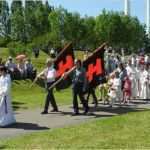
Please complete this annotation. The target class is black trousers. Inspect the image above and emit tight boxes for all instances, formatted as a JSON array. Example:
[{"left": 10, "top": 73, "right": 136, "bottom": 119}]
[
  {"left": 44, "top": 82, "right": 58, "bottom": 111},
  {"left": 72, "top": 83, "right": 89, "bottom": 113},
  {"left": 87, "top": 87, "right": 98, "bottom": 105}
]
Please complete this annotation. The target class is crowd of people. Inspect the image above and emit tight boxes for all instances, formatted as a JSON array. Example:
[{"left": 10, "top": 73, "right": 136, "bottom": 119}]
[
  {"left": 0, "top": 56, "right": 36, "bottom": 80},
  {"left": 97, "top": 51, "right": 150, "bottom": 107}
]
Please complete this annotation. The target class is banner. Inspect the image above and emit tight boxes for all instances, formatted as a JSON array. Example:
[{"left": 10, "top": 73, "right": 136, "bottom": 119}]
[
  {"left": 54, "top": 43, "right": 75, "bottom": 89},
  {"left": 83, "top": 43, "right": 106, "bottom": 88}
]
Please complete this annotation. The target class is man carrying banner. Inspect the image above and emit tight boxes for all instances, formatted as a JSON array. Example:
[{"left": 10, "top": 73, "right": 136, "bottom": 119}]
[
  {"left": 71, "top": 59, "right": 89, "bottom": 115},
  {"left": 39, "top": 58, "right": 58, "bottom": 114}
]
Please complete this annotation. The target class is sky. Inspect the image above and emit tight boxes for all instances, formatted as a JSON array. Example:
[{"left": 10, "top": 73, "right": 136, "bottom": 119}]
[{"left": 48, "top": 0, "right": 146, "bottom": 24}]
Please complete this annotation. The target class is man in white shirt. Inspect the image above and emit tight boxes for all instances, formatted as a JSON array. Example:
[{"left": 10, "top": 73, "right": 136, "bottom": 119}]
[{"left": 39, "top": 58, "right": 58, "bottom": 114}]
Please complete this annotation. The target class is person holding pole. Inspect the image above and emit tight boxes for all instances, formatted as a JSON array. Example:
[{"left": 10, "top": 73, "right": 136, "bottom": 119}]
[
  {"left": 39, "top": 58, "right": 58, "bottom": 114},
  {"left": 48, "top": 59, "right": 89, "bottom": 115},
  {"left": 71, "top": 59, "right": 89, "bottom": 115}
]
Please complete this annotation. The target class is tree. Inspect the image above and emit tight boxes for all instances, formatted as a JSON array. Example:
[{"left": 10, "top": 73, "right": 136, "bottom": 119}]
[
  {"left": 81, "top": 16, "right": 96, "bottom": 49},
  {"left": 10, "top": 0, "right": 26, "bottom": 42},
  {"left": 48, "top": 7, "right": 65, "bottom": 48},
  {"left": 24, "top": 0, "right": 36, "bottom": 42},
  {"left": 63, "top": 11, "right": 85, "bottom": 49},
  {"left": 24, "top": 0, "right": 51, "bottom": 42},
  {"left": 34, "top": 0, "right": 50, "bottom": 34},
  {"left": 121, "top": 15, "right": 145, "bottom": 52},
  {"left": 0, "top": 0, "right": 10, "bottom": 38},
  {"left": 95, "top": 10, "right": 146, "bottom": 52}
]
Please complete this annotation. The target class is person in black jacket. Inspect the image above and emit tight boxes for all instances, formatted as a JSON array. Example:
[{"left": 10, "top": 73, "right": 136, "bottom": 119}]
[{"left": 71, "top": 59, "right": 89, "bottom": 115}]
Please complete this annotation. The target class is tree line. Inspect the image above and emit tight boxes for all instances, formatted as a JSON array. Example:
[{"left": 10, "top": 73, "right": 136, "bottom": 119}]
[{"left": 0, "top": 0, "right": 149, "bottom": 55}]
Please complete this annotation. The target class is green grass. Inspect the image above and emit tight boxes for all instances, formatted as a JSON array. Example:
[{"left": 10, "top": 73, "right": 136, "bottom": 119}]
[
  {"left": 12, "top": 80, "right": 72, "bottom": 111},
  {"left": 1, "top": 110, "right": 150, "bottom": 149},
  {"left": 0, "top": 48, "right": 9, "bottom": 60}
]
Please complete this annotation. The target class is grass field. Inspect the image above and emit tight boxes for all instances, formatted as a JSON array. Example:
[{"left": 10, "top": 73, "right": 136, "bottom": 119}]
[{"left": 0, "top": 110, "right": 150, "bottom": 149}]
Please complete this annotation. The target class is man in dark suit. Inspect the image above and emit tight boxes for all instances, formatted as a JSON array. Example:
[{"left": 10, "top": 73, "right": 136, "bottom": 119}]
[{"left": 72, "top": 59, "right": 89, "bottom": 115}]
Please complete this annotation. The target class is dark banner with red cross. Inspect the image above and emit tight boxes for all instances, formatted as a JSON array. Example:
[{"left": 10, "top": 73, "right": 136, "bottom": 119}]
[
  {"left": 54, "top": 43, "right": 75, "bottom": 89},
  {"left": 83, "top": 43, "right": 106, "bottom": 88}
]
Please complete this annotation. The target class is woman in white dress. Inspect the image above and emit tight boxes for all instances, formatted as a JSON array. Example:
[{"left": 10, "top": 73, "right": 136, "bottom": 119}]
[
  {"left": 140, "top": 64, "right": 150, "bottom": 100},
  {"left": 135, "top": 63, "right": 141, "bottom": 98},
  {"left": 0, "top": 66, "right": 16, "bottom": 127},
  {"left": 126, "top": 59, "right": 137, "bottom": 98}
]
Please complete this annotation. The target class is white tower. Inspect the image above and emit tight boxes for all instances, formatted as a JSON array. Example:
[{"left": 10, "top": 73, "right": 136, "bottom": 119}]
[
  {"left": 124, "top": 0, "right": 130, "bottom": 15},
  {"left": 146, "top": 0, "right": 150, "bottom": 35}
]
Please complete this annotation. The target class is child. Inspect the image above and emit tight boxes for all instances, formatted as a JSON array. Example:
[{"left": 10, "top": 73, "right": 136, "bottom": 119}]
[
  {"left": 99, "top": 82, "right": 109, "bottom": 105},
  {"left": 108, "top": 72, "right": 121, "bottom": 107},
  {"left": 123, "top": 76, "right": 132, "bottom": 104}
]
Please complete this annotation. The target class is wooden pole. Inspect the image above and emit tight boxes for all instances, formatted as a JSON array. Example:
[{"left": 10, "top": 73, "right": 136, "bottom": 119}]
[{"left": 48, "top": 66, "right": 76, "bottom": 90}]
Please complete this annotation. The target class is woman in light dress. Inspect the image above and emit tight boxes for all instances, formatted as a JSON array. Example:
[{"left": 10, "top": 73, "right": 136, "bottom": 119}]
[
  {"left": 140, "top": 64, "right": 150, "bottom": 100},
  {"left": 126, "top": 59, "right": 138, "bottom": 99},
  {"left": 0, "top": 66, "right": 16, "bottom": 127}
]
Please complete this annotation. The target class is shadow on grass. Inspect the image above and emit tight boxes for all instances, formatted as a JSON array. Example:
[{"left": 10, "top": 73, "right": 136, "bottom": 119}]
[
  {"left": 59, "top": 102, "right": 150, "bottom": 119},
  {"left": 12, "top": 101, "right": 28, "bottom": 111},
  {"left": 3, "top": 122, "right": 49, "bottom": 130},
  {"left": 90, "top": 106, "right": 148, "bottom": 118},
  {"left": 0, "top": 146, "right": 7, "bottom": 149},
  {"left": 59, "top": 111, "right": 114, "bottom": 118}
]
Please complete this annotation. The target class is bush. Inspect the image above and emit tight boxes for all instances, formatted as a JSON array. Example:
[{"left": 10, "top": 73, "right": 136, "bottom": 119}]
[
  {"left": 7, "top": 41, "right": 32, "bottom": 57},
  {"left": 0, "top": 37, "right": 10, "bottom": 47}
]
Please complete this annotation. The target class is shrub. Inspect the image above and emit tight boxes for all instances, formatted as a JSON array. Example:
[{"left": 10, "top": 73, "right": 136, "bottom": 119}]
[{"left": 7, "top": 41, "right": 32, "bottom": 57}]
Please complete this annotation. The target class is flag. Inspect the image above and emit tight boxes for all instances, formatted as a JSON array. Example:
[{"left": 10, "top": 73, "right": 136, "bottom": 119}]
[
  {"left": 54, "top": 43, "right": 75, "bottom": 89},
  {"left": 83, "top": 43, "right": 106, "bottom": 88}
]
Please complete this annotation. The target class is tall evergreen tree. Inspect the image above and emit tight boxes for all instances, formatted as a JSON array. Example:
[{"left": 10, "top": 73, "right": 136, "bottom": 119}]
[
  {"left": 0, "top": 0, "right": 10, "bottom": 37},
  {"left": 24, "top": 0, "right": 36, "bottom": 42},
  {"left": 10, "top": 0, "right": 26, "bottom": 42}
]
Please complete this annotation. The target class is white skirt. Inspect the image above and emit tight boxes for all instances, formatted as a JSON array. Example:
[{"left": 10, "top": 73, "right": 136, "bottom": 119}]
[
  {"left": 0, "top": 95, "right": 16, "bottom": 127},
  {"left": 140, "top": 83, "right": 149, "bottom": 99}
]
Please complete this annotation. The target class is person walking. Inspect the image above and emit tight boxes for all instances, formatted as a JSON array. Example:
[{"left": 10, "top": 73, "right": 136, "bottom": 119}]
[
  {"left": 0, "top": 66, "right": 16, "bottom": 127},
  {"left": 38, "top": 59, "right": 58, "bottom": 114},
  {"left": 71, "top": 59, "right": 89, "bottom": 115}
]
